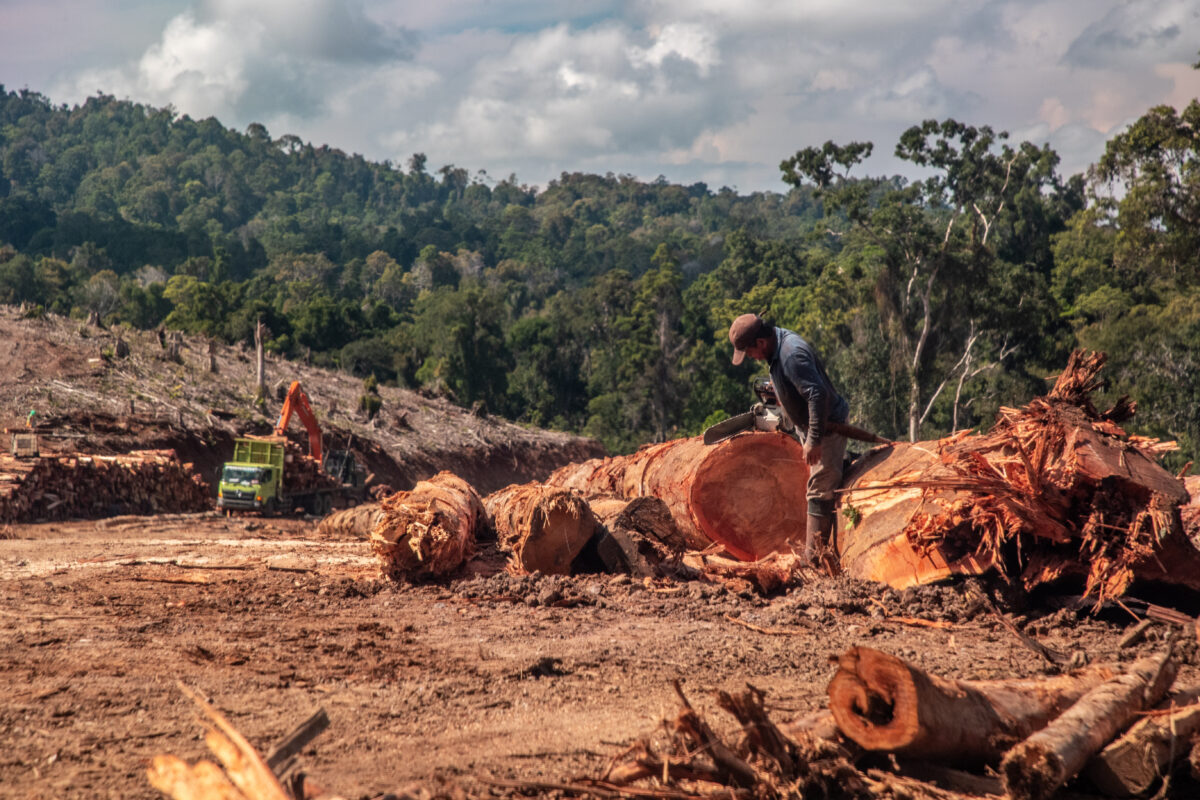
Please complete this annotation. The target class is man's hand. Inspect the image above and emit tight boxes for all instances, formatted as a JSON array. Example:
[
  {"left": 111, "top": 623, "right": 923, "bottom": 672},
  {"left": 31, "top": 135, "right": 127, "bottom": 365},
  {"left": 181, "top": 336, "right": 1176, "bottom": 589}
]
[{"left": 805, "top": 440, "right": 823, "bottom": 467}]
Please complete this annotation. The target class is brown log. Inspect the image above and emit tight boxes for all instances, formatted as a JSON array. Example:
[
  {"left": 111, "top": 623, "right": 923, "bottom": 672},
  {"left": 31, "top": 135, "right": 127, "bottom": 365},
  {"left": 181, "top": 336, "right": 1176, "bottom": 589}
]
[
  {"left": 1084, "top": 687, "right": 1200, "bottom": 796},
  {"left": 827, "top": 646, "right": 1116, "bottom": 762},
  {"left": 370, "top": 471, "right": 482, "bottom": 578},
  {"left": 1000, "top": 649, "right": 1178, "bottom": 800},
  {"left": 548, "top": 431, "right": 809, "bottom": 561},
  {"left": 836, "top": 351, "right": 1200, "bottom": 599},
  {"left": 483, "top": 483, "right": 596, "bottom": 575},
  {"left": 316, "top": 502, "right": 382, "bottom": 539},
  {"left": 587, "top": 495, "right": 684, "bottom": 577}
]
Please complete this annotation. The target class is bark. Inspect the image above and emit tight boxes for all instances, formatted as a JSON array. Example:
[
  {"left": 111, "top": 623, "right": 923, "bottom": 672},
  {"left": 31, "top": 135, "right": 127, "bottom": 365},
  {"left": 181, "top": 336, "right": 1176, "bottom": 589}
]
[
  {"left": 370, "top": 471, "right": 482, "bottom": 579},
  {"left": 827, "top": 646, "right": 1115, "bottom": 762},
  {"left": 548, "top": 431, "right": 810, "bottom": 561},
  {"left": 483, "top": 483, "right": 596, "bottom": 575},
  {"left": 316, "top": 502, "right": 383, "bottom": 539},
  {"left": 587, "top": 495, "right": 685, "bottom": 577},
  {"left": 836, "top": 351, "right": 1200, "bottom": 600},
  {"left": 1000, "top": 649, "right": 1178, "bottom": 800},
  {"left": 1084, "top": 687, "right": 1200, "bottom": 797}
]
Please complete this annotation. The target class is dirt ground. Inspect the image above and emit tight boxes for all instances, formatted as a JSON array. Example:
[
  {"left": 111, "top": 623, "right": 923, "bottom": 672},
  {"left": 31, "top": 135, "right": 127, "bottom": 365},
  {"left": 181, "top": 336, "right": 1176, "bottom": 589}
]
[{"left": 4, "top": 514, "right": 1197, "bottom": 800}]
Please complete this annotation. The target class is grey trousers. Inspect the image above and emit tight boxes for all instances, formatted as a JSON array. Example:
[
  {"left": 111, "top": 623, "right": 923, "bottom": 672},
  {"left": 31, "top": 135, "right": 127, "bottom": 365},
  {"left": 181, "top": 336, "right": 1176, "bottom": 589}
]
[{"left": 805, "top": 429, "right": 846, "bottom": 516}]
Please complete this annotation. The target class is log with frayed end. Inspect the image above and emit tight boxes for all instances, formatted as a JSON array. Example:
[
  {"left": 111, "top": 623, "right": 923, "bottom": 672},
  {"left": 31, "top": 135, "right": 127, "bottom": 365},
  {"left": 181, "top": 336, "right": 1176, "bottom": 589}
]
[
  {"left": 370, "top": 471, "right": 482, "bottom": 578},
  {"left": 484, "top": 483, "right": 596, "bottom": 575},
  {"left": 827, "top": 646, "right": 1115, "bottom": 762}
]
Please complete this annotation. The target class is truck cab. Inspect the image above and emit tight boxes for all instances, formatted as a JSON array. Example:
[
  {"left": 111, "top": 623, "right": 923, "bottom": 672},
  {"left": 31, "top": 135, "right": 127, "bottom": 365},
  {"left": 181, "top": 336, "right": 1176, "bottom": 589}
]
[{"left": 217, "top": 438, "right": 285, "bottom": 513}]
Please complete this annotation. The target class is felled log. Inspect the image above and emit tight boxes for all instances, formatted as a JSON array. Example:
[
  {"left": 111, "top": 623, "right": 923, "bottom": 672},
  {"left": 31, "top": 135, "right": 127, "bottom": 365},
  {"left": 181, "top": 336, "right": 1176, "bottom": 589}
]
[
  {"left": 588, "top": 496, "right": 685, "bottom": 577},
  {"left": 370, "top": 471, "right": 482, "bottom": 579},
  {"left": 483, "top": 483, "right": 596, "bottom": 575},
  {"left": 827, "top": 646, "right": 1115, "bottom": 762},
  {"left": 548, "top": 431, "right": 809, "bottom": 561},
  {"left": 316, "top": 502, "right": 382, "bottom": 538},
  {"left": 836, "top": 351, "right": 1200, "bottom": 600},
  {"left": 1085, "top": 687, "right": 1200, "bottom": 796},
  {"left": 1000, "top": 649, "right": 1178, "bottom": 800}
]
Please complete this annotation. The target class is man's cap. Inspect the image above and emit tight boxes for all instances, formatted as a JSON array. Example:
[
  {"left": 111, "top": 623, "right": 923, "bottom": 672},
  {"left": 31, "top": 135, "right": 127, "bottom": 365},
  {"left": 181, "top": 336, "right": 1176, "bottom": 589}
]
[{"left": 729, "top": 313, "right": 765, "bottom": 365}]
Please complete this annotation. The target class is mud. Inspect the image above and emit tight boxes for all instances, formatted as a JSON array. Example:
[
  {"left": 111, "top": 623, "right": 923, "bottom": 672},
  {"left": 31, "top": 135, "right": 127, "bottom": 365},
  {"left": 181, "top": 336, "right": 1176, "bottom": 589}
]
[{"left": 4, "top": 515, "right": 1197, "bottom": 799}]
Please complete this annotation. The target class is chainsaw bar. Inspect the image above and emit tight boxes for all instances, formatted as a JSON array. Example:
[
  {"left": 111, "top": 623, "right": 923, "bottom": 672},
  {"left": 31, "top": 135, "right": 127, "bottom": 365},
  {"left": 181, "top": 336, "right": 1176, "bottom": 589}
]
[{"left": 702, "top": 411, "right": 756, "bottom": 445}]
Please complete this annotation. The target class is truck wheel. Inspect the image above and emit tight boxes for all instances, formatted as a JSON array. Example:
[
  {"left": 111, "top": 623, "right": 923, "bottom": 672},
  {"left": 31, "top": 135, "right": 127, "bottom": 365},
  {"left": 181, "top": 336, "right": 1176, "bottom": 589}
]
[{"left": 264, "top": 499, "right": 277, "bottom": 516}]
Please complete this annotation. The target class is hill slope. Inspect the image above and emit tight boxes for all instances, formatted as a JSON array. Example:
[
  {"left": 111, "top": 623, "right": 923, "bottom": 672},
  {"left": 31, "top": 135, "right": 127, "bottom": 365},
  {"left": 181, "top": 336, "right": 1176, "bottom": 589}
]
[{"left": 0, "top": 305, "right": 604, "bottom": 494}]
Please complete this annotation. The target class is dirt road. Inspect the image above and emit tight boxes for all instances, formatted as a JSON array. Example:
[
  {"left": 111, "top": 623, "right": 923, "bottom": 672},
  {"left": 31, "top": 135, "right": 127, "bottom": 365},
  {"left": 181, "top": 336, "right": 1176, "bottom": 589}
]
[{"left": 0, "top": 515, "right": 1184, "bottom": 799}]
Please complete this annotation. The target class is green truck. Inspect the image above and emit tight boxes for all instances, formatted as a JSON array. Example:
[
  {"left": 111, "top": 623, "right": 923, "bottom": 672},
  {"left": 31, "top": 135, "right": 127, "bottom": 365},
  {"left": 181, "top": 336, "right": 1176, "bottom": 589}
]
[{"left": 216, "top": 437, "right": 365, "bottom": 515}]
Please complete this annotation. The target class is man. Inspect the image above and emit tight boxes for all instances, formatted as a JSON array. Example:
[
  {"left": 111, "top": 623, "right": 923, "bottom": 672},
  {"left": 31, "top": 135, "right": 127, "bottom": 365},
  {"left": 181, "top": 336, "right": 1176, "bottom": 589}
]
[{"left": 729, "top": 313, "right": 849, "bottom": 565}]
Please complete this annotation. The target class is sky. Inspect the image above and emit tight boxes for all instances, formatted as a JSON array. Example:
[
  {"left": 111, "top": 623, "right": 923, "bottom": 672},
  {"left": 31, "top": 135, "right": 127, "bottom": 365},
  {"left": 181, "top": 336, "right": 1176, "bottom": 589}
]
[{"left": 2, "top": 0, "right": 1199, "bottom": 193}]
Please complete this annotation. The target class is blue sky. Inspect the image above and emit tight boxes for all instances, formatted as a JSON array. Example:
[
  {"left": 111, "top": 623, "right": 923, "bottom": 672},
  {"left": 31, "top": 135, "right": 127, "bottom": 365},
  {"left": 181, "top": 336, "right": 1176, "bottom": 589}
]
[{"left": 3, "top": 0, "right": 1199, "bottom": 192}]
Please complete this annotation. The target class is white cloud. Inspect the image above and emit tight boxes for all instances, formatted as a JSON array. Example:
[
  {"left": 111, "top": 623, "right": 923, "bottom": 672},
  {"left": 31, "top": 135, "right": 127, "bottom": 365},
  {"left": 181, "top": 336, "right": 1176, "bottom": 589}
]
[{"left": 18, "top": 0, "right": 1200, "bottom": 191}]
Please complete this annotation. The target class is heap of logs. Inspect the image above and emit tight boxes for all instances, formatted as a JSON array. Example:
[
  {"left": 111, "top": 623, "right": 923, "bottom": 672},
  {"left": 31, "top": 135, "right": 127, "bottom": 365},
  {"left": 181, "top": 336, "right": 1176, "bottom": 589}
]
[
  {"left": 0, "top": 449, "right": 210, "bottom": 522},
  {"left": 838, "top": 351, "right": 1200, "bottom": 599}
]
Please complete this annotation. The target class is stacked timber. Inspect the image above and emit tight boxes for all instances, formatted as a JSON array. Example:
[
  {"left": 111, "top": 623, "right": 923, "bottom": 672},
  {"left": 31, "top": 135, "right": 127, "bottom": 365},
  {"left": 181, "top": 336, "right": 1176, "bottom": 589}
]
[
  {"left": 370, "top": 472, "right": 482, "bottom": 579},
  {"left": 838, "top": 351, "right": 1200, "bottom": 599},
  {"left": 483, "top": 483, "right": 596, "bottom": 574},
  {"left": 548, "top": 432, "right": 810, "bottom": 560},
  {"left": 0, "top": 449, "right": 210, "bottom": 522}
]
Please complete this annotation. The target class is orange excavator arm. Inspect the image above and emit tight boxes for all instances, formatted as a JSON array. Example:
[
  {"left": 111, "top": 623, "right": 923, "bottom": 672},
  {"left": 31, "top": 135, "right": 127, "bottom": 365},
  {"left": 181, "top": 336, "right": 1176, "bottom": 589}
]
[{"left": 275, "top": 380, "right": 322, "bottom": 463}]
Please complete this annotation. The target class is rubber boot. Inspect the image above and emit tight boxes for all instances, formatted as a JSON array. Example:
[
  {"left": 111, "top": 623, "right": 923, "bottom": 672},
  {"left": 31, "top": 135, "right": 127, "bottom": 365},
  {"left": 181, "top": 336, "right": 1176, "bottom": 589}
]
[{"left": 804, "top": 513, "right": 841, "bottom": 576}]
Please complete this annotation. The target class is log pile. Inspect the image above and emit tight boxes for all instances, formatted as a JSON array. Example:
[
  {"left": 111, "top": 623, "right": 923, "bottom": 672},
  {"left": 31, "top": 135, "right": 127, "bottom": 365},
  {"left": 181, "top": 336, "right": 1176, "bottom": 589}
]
[
  {"left": 838, "top": 351, "right": 1200, "bottom": 600},
  {"left": 0, "top": 449, "right": 210, "bottom": 522},
  {"left": 369, "top": 471, "right": 482, "bottom": 579}
]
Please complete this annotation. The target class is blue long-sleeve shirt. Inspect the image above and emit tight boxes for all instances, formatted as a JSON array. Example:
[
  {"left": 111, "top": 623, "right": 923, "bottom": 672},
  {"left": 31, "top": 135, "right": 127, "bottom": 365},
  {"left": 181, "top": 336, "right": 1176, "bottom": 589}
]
[{"left": 767, "top": 326, "right": 848, "bottom": 444}]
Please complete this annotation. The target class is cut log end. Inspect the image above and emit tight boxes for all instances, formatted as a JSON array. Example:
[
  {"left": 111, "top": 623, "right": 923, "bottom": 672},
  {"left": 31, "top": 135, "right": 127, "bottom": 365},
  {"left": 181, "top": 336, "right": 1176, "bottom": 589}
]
[
  {"left": 827, "top": 648, "right": 921, "bottom": 752},
  {"left": 1001, "top": 746, "right": 1062, "bottom": 800},
  {"left": 690, "top": 433, "right": 809, "bottom": 560}
]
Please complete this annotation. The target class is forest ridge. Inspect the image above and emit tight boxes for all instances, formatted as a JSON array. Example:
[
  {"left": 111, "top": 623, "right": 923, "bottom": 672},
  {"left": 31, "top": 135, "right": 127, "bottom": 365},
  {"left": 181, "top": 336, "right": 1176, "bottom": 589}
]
[{"left": 0, "top": 87, "right": 1197, "bottom": 460}]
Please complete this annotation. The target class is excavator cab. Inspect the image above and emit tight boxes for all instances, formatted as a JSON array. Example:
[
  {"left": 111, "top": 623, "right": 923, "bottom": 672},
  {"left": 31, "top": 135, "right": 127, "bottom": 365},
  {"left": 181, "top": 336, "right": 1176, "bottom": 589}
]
[{"left": 323, "top": 449, "right": 365, "bottom": 488}]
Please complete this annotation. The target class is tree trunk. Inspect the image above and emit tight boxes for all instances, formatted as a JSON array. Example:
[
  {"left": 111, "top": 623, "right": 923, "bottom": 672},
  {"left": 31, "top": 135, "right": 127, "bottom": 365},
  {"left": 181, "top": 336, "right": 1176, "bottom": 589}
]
[
  {"left": 547, "top": 431, "right": 809, "bottom": 561},
  {"left": 836, "top": 351, "right": 1200, "bottom": 600},
  {"left": 1084, "top": 687, "right": 1200, "bottom": 797},
  {"left": 317, "top": 502, "right": 383, "bottom": 539},
  {"left": 254, "top": 319, "right": 266, "bottom": 402},
  {"left": 827, "top": 646, "right": 1115, "bottom": 762},
  {"left": 1000, "top": 650, "right": 1178, "bottom": 800},
  {"left": 370, "top": 472, "right": 482, "bottom": 579},
  {"left": 483, "top": 483, "right": 596, "bottom": 575}
]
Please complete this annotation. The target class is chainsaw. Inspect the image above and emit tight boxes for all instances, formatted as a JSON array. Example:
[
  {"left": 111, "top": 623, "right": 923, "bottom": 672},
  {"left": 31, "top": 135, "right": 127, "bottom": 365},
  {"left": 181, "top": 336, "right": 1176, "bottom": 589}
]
[{"left": 702, "top": 377, "right": 892, "bottom": 446}]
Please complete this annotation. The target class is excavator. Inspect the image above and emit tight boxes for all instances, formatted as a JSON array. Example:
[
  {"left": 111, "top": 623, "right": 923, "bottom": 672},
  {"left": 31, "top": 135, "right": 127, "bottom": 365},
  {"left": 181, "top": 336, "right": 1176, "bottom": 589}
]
[{"left": 216, "top": 381, "right": 365, "bottom": 515}]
